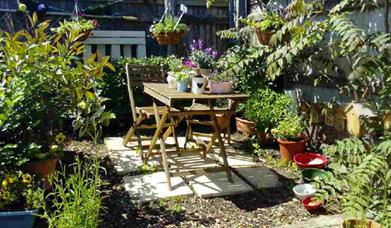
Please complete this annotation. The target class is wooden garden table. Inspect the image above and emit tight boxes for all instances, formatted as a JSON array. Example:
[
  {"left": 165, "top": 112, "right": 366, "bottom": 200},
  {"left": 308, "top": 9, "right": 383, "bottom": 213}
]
[{"left": 143, "top": 83, "right": 249, "bottom": 190}]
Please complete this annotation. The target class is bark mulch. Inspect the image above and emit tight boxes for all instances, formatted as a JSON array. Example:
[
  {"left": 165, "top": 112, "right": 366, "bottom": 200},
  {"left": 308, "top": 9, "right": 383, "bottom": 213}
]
[{"left": 64, "top": 141, "right": 317, "bottom": 228}]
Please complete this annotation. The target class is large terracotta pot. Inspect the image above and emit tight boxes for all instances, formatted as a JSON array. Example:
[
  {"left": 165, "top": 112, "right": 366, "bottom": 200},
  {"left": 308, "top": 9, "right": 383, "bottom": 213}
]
[
  {"left": 235, "top": 117, "right": 256, "bottom": 137},
  {"left": 340, "top": 219, "right": 381, "bottom": 228},
  {"left": 25, "top": 157, "right": 58, "bottom": 189},
  {"left": 277, "top": 139, "right": 306, "bottom": 162}
]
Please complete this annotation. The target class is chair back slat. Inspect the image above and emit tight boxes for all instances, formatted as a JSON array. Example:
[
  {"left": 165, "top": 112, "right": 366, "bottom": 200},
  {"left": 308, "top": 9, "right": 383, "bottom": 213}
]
[
  {"left": 126, "top": 64, "right": 165, "bottom": 87},
  {"left": 125, "top": 64, "right": 165, "bottom": 120}
]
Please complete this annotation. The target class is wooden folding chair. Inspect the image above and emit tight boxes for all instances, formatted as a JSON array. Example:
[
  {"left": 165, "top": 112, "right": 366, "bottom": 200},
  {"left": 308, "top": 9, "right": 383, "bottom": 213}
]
[
  {"left": 184, "top": 101, "right": 232, "bottom": 158},
  {"left": 122, "top": 64, "right": 180, "bottom": 162}
]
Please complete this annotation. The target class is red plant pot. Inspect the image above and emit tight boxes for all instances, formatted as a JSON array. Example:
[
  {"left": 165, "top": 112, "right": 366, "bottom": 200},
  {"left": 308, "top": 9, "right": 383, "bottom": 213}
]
[
  {"left": 293, "top": 153, "right": 328, "bottom": 169},
  {"left": 277, "top": 139, "right": 306, "bottom": 162},
  {"left": 302, "top": 197, "right": 323, "bottom": 211}
]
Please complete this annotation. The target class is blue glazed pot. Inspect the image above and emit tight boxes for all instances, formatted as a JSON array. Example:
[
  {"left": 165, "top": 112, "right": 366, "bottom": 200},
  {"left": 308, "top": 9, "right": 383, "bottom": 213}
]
[
  {"left": 0, "top": 209, "right": 38, "bottom": 228},
  {"left": 177, "top": 80, "right": 188, "bottom": 92}
]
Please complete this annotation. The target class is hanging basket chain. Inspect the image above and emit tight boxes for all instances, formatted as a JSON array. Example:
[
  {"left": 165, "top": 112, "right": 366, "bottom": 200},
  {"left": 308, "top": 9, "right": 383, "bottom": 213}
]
[{"left": 72, "top": 0, "right": 81, "bottom": 20}]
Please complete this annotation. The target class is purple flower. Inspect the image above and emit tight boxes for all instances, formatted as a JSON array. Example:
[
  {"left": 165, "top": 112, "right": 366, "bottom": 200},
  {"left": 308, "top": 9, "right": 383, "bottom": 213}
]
[
  {"left": 183, "top": 59, "right": 198, "bottom": 68},
  {"left": 212, "top": 51, "right": 218, "bottom": 59}
]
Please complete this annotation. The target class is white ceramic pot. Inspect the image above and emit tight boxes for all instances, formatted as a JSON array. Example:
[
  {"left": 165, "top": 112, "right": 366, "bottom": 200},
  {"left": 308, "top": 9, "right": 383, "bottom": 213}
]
[
  {"left": 293, "top": 184, "right": 316, "bottom": 199},
  {"left": 167, "top": 72, "right": 177, "bottom": 88},
  {"left": 209, "top": 81, "right": 233, "bottom": 94},
  {"left": 191, "top": 77, "right": 206, "bottom": 94}
]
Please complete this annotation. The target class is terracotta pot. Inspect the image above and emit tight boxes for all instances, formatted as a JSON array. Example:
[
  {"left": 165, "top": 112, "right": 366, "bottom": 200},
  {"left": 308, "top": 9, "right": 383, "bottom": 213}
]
[
  {"left": 256, "top": 131, "right": 273, "bottom": 145},
  {"left": 153, "top": 32, "right": 184, "bottom": 45},
  {"left": 235, "top": 117, "right": 256, "bottom": 137},
  {"left": 340, "top": 219, "right": 381, "bottom": 228},
  {"left": 25, "top": 157, "right": 58, "bottom": 189},
  {"left": 217, "top": 114, "right": 230, "bottom": 130},
  {"left": 255, "top": 29, "right": 274, "bottom": 45},
  {"left": 277, "top": 139, "right": 306, "bottom": 162}
]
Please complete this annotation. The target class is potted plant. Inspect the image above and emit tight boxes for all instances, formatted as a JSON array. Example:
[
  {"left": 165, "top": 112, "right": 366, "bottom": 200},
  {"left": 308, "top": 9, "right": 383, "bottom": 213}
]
[
  {"left": 52, "top": 18, "right": 99, "bottom": 41},
  {"left": 175, "top": 71, "right": 192, "bottom": 92},
  {"left": 236, "top": 88, "right": 291, "bottom": 143},
  {"left": 272, "top": 114, "right": 306, "bottom": 162},
  {"left": 24, "top": 133, "right": 65, "bottom": 189},
  {"left": 166, "top": 58, "right": 184, "bottom": 88},
  {"left": 242, "top": 11, "right": 285, "bottom": 45},
  {"left": 150, "top": 16, "right": 188, "bottom": 46},
  {"left": 0, "top": 171, "right": 40, "bottom": 228},
  {"left": 189, "top": 39, "right": 218, "bottom": 76}
]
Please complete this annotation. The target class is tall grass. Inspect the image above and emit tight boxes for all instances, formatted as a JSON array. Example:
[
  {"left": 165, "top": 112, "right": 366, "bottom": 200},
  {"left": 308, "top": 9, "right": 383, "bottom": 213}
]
[{"left": 37, "top": 157, "right": 104, "bottom": 228}]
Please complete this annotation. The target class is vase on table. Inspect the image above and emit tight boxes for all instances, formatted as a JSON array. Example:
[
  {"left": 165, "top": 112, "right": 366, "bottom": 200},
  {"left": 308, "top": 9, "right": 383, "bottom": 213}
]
[{"left": 191, "top": 76, "right": 206, "bottom": 94}]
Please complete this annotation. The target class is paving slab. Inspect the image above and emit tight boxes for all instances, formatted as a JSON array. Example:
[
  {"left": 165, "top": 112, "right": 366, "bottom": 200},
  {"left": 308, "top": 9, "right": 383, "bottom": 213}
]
[
  {"left": 106, "top": 136, "right": 259, "bottom": 175},
  {"left": 236, "top": 167, "right": 283, "bottom": 189},
  {"left": 187, "top": 171, "right": 253, "bottom": 198},
  {"left": 109, "top": 150, "right": 160, "bottom": 175},
  {"left": 123, "top": 172, "right": 193, "bottom": 202},
  {"left": 168, "top": 152, "right": 221, "bottom": 172},
  {"left": 208, "top": 145, "right": 259, "bottom": 168},
  {"left": 277, "top": 215, "right": 343, "bottom": 228}
]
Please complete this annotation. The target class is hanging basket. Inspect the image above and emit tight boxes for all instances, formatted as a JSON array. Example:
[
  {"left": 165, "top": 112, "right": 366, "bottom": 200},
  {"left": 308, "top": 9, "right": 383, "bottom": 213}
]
[
  {"left": 255, "top": 29, "right": 274, "bottom": 45},
  {"left": 77, "top": 30, "right": 92, "bottom": 42},
  {"left": 153, "top": 32, "right": 184, "bottom": 46}
]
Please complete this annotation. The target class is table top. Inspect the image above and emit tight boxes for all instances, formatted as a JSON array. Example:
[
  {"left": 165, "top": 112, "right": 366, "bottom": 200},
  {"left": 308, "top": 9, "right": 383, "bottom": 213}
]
[{"left": 143, "top": 83, "right": 249, "bottom": 106}]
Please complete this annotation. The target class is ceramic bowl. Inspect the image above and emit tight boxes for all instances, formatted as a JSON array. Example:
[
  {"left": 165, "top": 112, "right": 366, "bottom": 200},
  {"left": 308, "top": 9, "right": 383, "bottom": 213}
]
[{"left": 293, "top": 183, "right": 316, "bottom": 199}]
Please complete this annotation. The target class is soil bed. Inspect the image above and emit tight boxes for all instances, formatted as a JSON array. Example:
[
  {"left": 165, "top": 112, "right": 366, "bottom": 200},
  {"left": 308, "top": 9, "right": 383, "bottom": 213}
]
[{"left": 64, "top": 141, "right": 319, "bottom": 227}]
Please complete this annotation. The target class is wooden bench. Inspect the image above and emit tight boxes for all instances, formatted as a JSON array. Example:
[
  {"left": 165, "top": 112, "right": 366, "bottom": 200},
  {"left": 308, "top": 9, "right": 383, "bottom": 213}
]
[{"left": 83, "top": 30, "right": 146, "bottom": 60}]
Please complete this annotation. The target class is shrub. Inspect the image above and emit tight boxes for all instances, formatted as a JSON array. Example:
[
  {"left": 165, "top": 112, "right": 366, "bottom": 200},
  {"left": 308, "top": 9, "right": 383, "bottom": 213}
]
[
  {"left": 242, "top": 88, "right": 291, "bottom": 132},
  {"left": 0, "top": 14, "right": 113, "bottom": 169}
]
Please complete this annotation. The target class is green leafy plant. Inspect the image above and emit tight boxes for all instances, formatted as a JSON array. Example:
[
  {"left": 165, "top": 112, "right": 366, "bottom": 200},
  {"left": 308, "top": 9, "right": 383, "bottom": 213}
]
[
  {"left": 0, "top": 171, "right": 40, "bottom": 211},
  {"left": 313, "top": 138, "right": 391, "bottom": 226},
  {"left": 150, "top": 16, "right": 188, "bottom": 34},
  {"left": 174, "top": 71, "right": 192, "bottom": 82},
  {"left": 241, "top": 88, "right": 291, "bottom": 132},
  {"left": 242, "top": 11, "right": 285, "bottom": 32},
  {"left": 272, "top": 114, "right": 306, "bottom": 141},
  {"left": 137, "top": 164, "right": 158, "bottom": 175},
  {"left": 37, "top": 157, "right": 104, "bottom": 228},
  {"left": 0, "top": 14, "right": 113, "bottom": 169},
  {"left": 74, "top": 97, "right": 116, "bottom": 145},
  {"left": 52, "top": 18, "right": 99, "bottom": 35}
]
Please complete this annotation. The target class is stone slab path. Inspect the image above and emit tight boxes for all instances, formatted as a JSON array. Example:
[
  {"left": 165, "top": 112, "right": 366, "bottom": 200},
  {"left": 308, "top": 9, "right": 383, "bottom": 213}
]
[
  {"left": 123, "top": 172, "right": 193, "bottom": 202},
  {"left": 187, "top": 171, "right": 252, "bottom": 198},
  {"left": 106, "top": 136, "right": 280, "bottom": 202},
  {"left": 278, "top": 215, "right": 343, "bottom": 228}
]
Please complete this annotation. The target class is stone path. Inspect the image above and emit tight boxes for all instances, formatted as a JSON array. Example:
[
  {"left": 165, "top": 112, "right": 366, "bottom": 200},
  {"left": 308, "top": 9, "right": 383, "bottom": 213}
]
[
  {"left": 105, "top": 136, "right": 282, "bottom": 202},
  {"left": 278, "top": 215, "right": 343, "bottom": 228}
]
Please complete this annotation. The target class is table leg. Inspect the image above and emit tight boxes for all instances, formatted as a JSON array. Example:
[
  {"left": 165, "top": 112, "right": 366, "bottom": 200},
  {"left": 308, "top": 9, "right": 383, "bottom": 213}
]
[
  {"left": 152, "top": 100, "right": 172, "bottom": 191},
  {"left": 209, "top": 109, "right": 233, "bottom": 183}
]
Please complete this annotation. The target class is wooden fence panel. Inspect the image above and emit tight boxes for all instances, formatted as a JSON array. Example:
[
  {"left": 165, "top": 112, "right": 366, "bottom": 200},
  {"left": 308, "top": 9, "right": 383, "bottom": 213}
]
[{"left": 0, "top": 0, "right": 230, "bottom": 56}]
